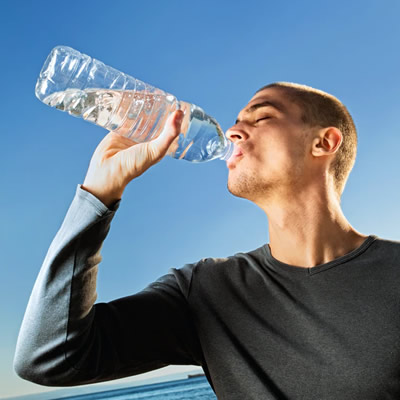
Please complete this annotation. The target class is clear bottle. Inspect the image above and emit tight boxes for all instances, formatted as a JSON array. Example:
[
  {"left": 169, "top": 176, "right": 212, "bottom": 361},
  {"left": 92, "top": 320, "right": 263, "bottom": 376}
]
[{"left": 35, "top": 46, "right": 233, "bottom": 162}]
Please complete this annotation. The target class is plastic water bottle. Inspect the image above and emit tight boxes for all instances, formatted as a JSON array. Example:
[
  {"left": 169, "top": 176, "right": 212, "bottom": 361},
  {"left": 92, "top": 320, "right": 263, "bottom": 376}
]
[{"left": 35, "top": 46, "right": 233, "bottom": 162}]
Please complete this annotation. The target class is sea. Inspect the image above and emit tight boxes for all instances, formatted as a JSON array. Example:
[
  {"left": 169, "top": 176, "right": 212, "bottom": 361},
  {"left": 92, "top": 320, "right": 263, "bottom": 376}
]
[{"left": 48, "top": 376, "right": 216, "bottom": 400}]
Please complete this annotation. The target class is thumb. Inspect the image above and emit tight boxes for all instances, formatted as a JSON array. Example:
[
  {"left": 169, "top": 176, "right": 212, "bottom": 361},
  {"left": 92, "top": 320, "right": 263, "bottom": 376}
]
[{"left": 147, "top": 109, "right": 183, "bottom": 160}]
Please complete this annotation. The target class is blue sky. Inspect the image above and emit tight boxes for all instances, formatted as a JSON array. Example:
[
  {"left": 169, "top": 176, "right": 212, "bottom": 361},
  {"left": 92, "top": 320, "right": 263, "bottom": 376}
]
[{"left": 1, "top": 0, "right": 400, "bottom": 397}]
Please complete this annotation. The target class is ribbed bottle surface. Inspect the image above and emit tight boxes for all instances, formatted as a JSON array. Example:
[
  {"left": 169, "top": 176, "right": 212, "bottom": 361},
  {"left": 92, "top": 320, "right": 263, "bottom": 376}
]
[{"left": 35, "top": 46, "right": 233, "bottom": 162}]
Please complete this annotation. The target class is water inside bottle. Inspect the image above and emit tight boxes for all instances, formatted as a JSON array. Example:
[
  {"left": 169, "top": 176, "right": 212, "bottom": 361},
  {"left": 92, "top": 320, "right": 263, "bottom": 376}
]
[{"left": 43, "top": 88, "right": 230, "bottom": 162}]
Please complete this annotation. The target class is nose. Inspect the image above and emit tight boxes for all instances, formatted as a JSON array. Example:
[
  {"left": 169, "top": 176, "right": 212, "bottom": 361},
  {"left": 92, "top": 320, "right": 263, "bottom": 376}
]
[{"left": 225, "top": 123, "right": 249, "bottom": 144}]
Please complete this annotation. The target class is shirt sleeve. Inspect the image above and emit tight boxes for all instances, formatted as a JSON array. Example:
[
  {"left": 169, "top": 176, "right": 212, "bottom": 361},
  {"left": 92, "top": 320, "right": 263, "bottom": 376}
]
[{"left": 13, "top": 185, "right": 202, "bottom": 387}]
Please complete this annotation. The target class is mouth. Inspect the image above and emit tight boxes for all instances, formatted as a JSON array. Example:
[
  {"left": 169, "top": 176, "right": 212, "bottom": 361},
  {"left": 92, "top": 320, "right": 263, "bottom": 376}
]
[{"left": 226, "top": 145, "right": 243, "bottom": 167}]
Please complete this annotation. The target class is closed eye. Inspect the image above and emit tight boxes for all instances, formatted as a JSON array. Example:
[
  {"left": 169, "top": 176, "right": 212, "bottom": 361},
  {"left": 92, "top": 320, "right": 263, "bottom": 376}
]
[{"left": 256, "top": 116, "right": 271, "bottom": 123}]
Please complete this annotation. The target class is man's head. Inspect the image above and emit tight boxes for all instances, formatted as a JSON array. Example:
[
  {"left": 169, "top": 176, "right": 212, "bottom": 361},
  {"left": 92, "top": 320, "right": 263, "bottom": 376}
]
[{"left": 226, "top": 82, "right": 357, "bottom": 204}]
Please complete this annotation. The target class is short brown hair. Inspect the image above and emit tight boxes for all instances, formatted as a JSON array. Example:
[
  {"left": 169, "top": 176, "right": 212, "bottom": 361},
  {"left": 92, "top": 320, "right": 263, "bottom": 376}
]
[{"left": 257, "top": 82, "right": 357, "bottom": 197}]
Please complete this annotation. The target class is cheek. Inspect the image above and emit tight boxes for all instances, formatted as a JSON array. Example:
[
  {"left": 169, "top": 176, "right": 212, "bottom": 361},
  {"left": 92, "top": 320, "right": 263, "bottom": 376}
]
[{"left": 256, "top": 139, "right": 293, "bottom": 168}]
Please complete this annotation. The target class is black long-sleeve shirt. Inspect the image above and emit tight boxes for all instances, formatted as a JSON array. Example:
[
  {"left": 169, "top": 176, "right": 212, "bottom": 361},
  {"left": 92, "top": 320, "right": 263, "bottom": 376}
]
[{"left": 14, "top": 185, "right": 400, "bottom": 399}]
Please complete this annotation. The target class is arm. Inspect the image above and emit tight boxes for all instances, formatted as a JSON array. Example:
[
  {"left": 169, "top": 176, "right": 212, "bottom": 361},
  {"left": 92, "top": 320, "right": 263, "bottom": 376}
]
[
  {"left": 14, "top": 184, "right": 202, "bottom": 386},
  {"left": 13, "top": 110, "right": 205, "bottom": 386}
]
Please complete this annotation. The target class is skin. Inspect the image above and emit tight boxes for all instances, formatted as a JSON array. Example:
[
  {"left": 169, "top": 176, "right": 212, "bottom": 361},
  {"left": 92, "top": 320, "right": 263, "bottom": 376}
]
[
  {"left": 82, "top": 109, "right": 184, "bottom": 208},
  {"left": 82, "top": 86, "right": 368, "bottom": 269},
  {"left": 225, "top": 87, "right": 368, "bottom": 268}
]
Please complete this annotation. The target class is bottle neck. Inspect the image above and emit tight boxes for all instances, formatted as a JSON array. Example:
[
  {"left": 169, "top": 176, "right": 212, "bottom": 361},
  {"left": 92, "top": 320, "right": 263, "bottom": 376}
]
[{"left": 219, "top": 139, "right": 234, "bottom": 161}]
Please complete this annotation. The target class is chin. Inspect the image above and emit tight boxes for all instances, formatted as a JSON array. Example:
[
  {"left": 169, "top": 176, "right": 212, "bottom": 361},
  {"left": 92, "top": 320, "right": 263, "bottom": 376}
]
[
  {"left": 227, "top": 169, "right": 277, "bottom": 203},
  {"left": 227, "top": 172, "right": 256, "bottom": 200},
  {"left": 227, "top": 182, "right": 245, "bottom": 199}
]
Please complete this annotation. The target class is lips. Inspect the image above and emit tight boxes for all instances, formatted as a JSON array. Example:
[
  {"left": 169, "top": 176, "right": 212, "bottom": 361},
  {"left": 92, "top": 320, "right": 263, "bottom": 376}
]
[{"left": 227, "top": 145, "right": 243, "bottom": 167}]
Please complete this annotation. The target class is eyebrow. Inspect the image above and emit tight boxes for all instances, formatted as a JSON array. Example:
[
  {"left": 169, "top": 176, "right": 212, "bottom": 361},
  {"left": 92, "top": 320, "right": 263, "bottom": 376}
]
[{"left": 235, "top": 100, "right": 285, "bottom": 124}]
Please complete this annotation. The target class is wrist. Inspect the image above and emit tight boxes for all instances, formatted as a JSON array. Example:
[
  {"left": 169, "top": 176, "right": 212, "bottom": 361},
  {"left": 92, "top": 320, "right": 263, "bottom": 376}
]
[{"left": 80, "top": 184, "right": 123, "bottom": 209}]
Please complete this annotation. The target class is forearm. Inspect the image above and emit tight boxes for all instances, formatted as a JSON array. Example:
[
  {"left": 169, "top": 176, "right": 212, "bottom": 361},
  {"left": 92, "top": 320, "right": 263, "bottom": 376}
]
[
  {"left": 14, "top": 185, "right": 119, "bottom": 386},
  {"left": 14, "top": 185, "right": 201, "bottom": 387}
]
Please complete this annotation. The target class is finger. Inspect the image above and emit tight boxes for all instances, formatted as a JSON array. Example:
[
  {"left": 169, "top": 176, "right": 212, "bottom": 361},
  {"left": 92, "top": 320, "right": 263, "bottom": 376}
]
[
  {"left": 107, "top": 131, "right": 139, "bottom": 146},
  {"left": 147, "top": 110, "right": 183, "bottom": 160},
  {"left": 95, "top": 132, "right": 138, "bottom": 157}
]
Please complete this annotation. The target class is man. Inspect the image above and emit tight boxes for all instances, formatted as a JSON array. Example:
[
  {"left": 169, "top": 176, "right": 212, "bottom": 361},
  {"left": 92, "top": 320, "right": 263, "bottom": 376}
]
[{"left": 14, "top": 82, "right": 400, "bottom": 399}]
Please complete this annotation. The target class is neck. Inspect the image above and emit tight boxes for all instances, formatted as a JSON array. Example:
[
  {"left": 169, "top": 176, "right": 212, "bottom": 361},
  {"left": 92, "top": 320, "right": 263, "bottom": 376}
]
[{"left": 258, "top": 184, "right": 368, "bottom": 268}]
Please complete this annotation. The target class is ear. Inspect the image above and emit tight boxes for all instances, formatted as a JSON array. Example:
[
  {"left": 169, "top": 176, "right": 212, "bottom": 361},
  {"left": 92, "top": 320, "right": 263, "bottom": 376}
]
[{"left": 311, "top": 127, "right": 343, "bottom": 158}]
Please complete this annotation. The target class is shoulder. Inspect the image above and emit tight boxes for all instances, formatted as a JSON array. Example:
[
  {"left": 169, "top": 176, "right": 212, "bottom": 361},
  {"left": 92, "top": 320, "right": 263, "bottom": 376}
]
[
  {"left": 370, "top": 235, "right": 400, "bottom": 253},
  {"left": 364, "top": 235, "right": 400, "bottom": 269},
  {"left": 190, "top": 245, "right": 268, "bottom": 275},
  {"left": 170, "top": 245, "right": 268, "bottom": 292}
]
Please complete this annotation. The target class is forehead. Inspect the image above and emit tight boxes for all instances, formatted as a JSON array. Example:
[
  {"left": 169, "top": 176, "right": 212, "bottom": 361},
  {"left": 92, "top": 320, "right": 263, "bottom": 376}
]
[{"left": 239, "top": 87, "right": 300, "bottom": 118}]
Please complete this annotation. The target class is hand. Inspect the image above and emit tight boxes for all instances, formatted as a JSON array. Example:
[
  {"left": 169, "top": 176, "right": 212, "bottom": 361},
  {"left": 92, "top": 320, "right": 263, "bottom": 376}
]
[{"left": 81, "top": 110, "right": 183, "bottom": 208}]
